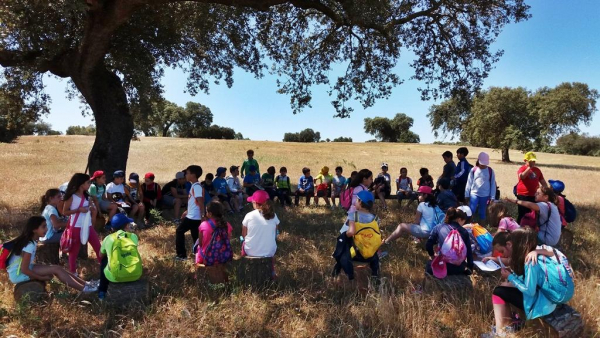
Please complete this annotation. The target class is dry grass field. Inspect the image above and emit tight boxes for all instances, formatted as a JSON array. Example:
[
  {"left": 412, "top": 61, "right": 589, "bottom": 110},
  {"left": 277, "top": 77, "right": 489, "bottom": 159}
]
[{"left": 0, "top": 135, "right": 599, "bottom": 337}]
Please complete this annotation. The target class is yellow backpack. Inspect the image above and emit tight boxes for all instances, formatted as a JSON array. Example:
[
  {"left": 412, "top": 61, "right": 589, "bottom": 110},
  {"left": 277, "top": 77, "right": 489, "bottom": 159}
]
[{"left": 349, "top": 212, "right": 382, "bottom": 259}]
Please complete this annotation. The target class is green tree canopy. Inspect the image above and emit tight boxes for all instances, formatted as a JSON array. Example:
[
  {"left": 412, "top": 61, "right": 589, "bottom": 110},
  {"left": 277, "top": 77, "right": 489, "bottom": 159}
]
[
  {"left": 283, "top": 128, "right": 321, "bottom": 142},
  {"left": 428, "top": 83, "right": 599, "bottom": 161},
  {"left": 332, "top": 136, "right": 352, "bottom": 142},
  {"left": 364, "top": 113, "right": 420, "bottom": 143},
  {"left": 1, "top": 1, "right": 530, "bottom": 176},
  {"left": 66, "top": 124, "right": 96, "bottom": 136}
]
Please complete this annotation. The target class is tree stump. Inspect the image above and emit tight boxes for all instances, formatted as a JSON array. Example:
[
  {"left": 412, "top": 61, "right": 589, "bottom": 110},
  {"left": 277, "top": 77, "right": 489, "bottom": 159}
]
[
  {"left": 105, "top": 278, "right": 149, "bottom": 307},
  {"left": 197, "top": 264, "right": 229, "bottom": 284},
  {"left": 36, "top": 242, "right": 60, "bottom": 265},
  {"left": 423, "top": 272, "right": 473, "bottom": 295},
  {"left": 535, "top": 304, "right": 584, "bottom": 338},
  {"left": 13, "top": 280, "right": 47, "bottom": 304},
  {"left": 236, "top": 256, "right": 273, "bottom": 287}
]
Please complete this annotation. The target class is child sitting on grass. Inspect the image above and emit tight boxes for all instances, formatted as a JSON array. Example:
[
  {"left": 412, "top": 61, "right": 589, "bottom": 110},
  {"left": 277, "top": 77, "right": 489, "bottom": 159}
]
[
  {"left": 332, "top": 191, "right": 381, "bottom": 281},
  {"left": 488, "top": 202, "right": 520, "bottom": 234},
  {"left": 373, "top": 163, "right": 392, "bottom": 211},
  {"left": 201, "top": 173, "right": 216, "bottom": 206},
  {"left": 5, "top": 216, "right": 97, "bottom": 292}
]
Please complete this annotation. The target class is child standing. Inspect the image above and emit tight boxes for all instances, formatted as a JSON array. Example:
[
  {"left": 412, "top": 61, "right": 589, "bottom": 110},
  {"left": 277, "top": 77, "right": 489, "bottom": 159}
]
[
  {"left": 453, "top": 147, "right": 471, "bottom": 203},
  {"left": 440, "top": 151, "right": 456, "bottom": 185},
  {"left": 5, "top": 216, "right": 97, "bottom": 292},
  {"left": 295, "top": 167, "right": 314, "bottom": 206},
  {"left": 331, "top": 166, "right": 346, "bottom": 208},
  {"left": 240, "top": 149, "right": 260, "bottom": 178},
  {"left": 465, "top": 152, "right": 497, "bottom": 222},
  {"left": 40, "top": 189, "right": 68, "bottom": 243},
  {"left": 142, "top": 172, "right": 162, "bottom": 223},
  {"left": 98, "top": 213, "right": 142, "bottom": 300},
  {"left": 396, "top": 167, "right": 417, "bottom": 207},
  {"left": 175, "top": 165, "right": 205, "bottom": 261},
  {"left": 314, "top": 166, "right": 333, "bottom": 207},
  {"left": 62, "top": 173, "right": 102, "bottom": 275},
  {"left": 332, "top": 191, "right": 381, "bottom": 281},
  {"left": 275, "top": 167, "right": 292, "bottom": 207}
]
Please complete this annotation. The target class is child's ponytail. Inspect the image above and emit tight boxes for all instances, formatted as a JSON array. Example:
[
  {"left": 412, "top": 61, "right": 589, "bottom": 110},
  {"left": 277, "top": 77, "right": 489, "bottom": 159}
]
[
  {"left": 206, "top": 201, "right": 227, "bottom": 229},
  {"left": 444, "top": 207, "right": 467, "bottom": 224},
  {"left": 259, "top": 200, "right": 275, "bottom": 220},
  {"left": 40, "top": 189, "right": 60, "bottom": 213}
]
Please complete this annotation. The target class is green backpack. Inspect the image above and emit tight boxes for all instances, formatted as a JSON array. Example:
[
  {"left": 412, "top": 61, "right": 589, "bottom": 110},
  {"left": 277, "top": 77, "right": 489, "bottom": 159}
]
[{"left": 108, "top": 231, "right": 142, "bottom": 282}]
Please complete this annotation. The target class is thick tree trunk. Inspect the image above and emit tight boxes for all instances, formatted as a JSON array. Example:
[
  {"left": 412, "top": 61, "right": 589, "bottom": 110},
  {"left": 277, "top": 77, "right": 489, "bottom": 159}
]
[
  {"left": 73, "top": 65, "right": 133, "bottom": 179},
  {"left": 501, "top": 147, "right": 511, "bottom": 162}
]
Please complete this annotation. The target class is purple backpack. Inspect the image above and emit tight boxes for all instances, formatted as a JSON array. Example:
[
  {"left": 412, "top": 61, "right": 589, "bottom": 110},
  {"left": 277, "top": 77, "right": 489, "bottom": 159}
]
[{"left": 199, "top": 219, "right": 232, "bottom": 266}]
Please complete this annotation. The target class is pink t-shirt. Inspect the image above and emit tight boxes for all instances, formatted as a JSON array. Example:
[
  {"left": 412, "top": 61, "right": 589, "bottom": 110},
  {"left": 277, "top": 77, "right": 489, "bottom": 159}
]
[
  {"left": 196, "top": 219, "right": 233, "bottom": 264},
  {"left": 498, "top": 217, "right": 520, "bottom": 232}
]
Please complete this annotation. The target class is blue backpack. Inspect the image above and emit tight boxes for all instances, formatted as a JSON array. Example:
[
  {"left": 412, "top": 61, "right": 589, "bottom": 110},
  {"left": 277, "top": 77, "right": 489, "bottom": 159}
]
[
  {"left": 199, "top": 219, "right": 232, "bottom": 266},
  {"left": 433, "top": 205, "right": 446, "bottom": 226},
  {"left": 563, "top": 198, "right": 577, "bottom": 223}
]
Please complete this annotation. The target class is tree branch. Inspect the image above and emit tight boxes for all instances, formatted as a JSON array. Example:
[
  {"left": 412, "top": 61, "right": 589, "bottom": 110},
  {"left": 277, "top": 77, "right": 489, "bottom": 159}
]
[{"left": 0, "top": 50, "right": 72, "bottom": 77}]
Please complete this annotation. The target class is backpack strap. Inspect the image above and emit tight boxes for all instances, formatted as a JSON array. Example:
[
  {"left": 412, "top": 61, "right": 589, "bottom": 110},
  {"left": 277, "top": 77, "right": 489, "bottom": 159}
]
[
  {"left": 207, "top": 219, "right": 216, "bottom": 230},
  {"left": 354, "top": 211, "right": 358, "bottom": 223}
]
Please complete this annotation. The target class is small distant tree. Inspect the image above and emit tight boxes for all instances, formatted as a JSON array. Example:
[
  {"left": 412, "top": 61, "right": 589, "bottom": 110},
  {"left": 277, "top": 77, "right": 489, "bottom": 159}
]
[
  {"left": 364, "top": 113, "right": 420, "bottom": 143},
  {"left": 173, "top": 102, "right": 213, "bottom": 138},
  {"left": 332, "top": 136, "right": 353, "bottom": 142},
  {"left": 66, "top": 125, "right": 96, "bottom": 136},
  {"left": 23, "top": 121, "right": 61, "bottom": 135},
  {"left": 326, "top": 138, "right": 331, "bottom": 142},
  {"left": 234, "top": 132, "right": 246, "bottom": 140},
  {"left": 283, "top": 128, "right": 320, "bottom": 142}
]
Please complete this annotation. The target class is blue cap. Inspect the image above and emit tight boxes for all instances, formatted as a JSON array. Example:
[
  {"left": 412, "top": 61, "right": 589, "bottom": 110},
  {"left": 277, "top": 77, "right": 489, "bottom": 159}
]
[
  {"left": 216, "top": 167, "right": 227, "bottom": 175},
  {"left": 548, "top": 180, "right": 565, "bottom": 193},
  {"left": 113, "top": 170, "right": 125, "bottom": 178},
  {"left": 248, "top": 165, "right": 257, "bottom": 172},
  {"left": 110, "top": 213, "right": 134, "bottom": 230},
  {"left": 357, "top": 190, "right": 374, "bottom": 204}
]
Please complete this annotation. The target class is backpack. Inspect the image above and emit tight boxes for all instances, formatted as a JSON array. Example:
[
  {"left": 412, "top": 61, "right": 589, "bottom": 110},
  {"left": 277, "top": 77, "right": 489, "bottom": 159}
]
[
  {"left": 471, "top": 224, "right": 493, "bottom": 254},
  {"left": 349, "top": 212, "right": 382, "bottom": 259},
  {"left": 563, "top": 198, "right": 577, "bottom": 223},
  {"left": 432, "top": 205, "right": 446, "bottom": 226},
  {"left": 440, "top": 225, "right": 467, "bottom": 266},
  {"left": 0, "top": 240, "right": 15, "bottom": 270},
  {"left": 108, "top": 231, "right": 142, "bottom": 282},
  {"left": 339, "top": 186, "right": 355, "bottom": 211},
  {"left": 539, "top": 247, "right": 575, "bottom": 303},
  {"left": 199, "top": 219, "right": 232, "bottom": 266}
]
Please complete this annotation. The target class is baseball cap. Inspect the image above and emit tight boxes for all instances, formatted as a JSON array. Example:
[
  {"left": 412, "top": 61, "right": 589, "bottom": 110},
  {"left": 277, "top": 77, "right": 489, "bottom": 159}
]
[
  {"left": 247, "top": 190, "right": 269, "bottom": 204},
  {"left": 357, "top": 190, "right": 374, "bottom": 204},
  {"left": 524, "top": 151, "right": 537, "bottom": 162},
  {"left": 144, "top": 172, "right": 155, "bottom": 180},
  {"left": 110, "top": 213, "right": 134, "bottom": 230},
  {"left": 216, "top": 167, "right": 227, "bottom": 175},
  {"left": 431, "top": 255, "right": 447, "bottom": 279},
  {"left": 381, "top": 162, "right": 389, "bottom": 169},
  {"left": 548, "top": 180, "right": 565, "bottom": 193},
  {"left": 113, "top": 170, "right": 125, "bottom": 178},
  {"left": 129, "top": 172, "right": 139, "bottom": 183},
  {"left": 91, "top": 170, "right": 105, "bottom": 180},
  {"left": 417, "top": 186, "right": 433, "bottom": 195},
  {"left": 457, "top": 205, "right": 473, "bottom": 218},
  {"left": 248, "top": 165, "right": 257, "bottom": 172},
  {"left": 478, "top": 152, "right": 490, "bottom": 166},
  {"left": 175, "top": 171, "right": 185, "bottom": 179}
]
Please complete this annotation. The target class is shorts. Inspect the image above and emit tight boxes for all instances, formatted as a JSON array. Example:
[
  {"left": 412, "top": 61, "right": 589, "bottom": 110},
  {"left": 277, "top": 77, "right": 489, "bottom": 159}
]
[
  {"left": 316, "top": 189, "right": 330, "bottom": 197},
  {"left": 409, "top": 224, "right": 432, "bottom": 239},
  {"left": 98, "top": 199, "right": 112, "bottom": 213}
]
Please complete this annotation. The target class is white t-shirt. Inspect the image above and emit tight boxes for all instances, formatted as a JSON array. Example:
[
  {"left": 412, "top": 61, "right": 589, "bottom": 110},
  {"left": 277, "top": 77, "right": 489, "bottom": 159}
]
[
  {"left": 417, "top": 202, "right": 436, "bottom": 230},
  {"left": 69, "top": 194, "right": 90, "bottom": 228},
  {"left": 242, "top": 209, "right": 279, "bottom": 257},
  {"left": 187, "top": 182, "right": 204, "bottom": 220},
  {"left": 226, "top": 175, "right": 242, "bottom": 193},
  {"left": 106, "top": 182, "right": 126, "bottom": 200}
]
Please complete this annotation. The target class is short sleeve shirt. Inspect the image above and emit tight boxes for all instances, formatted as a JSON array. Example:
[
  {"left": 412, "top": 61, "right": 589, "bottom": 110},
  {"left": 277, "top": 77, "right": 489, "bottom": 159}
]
[
  {"left": 443, "top": 162, "right": 456, "bottom": 179},
  {"left": 498, "top": 217, "right": 520, "bottom": 232},
  {"left": 213, "top": 177, "right": 229, "bottom": 195},
  {"left": 243, "top": 173, "right": 261, "bottom": 186},
  {"left": 396, "top": 177, "right": 413, "bottom": 191},
  {"left": 261, "top": 174, "right": 275, "bottom": 188},
  {"left": 197, "top": 220, "right": 233, "bottom": 264},
  {"left": 41, "top": 205, "right": 60, "bottom": 241},
  {"left": 332, "top": 175, "right": 346, "bottom": 192},
  {"left": 187, "top": 182, "right": 204, "bottom": 220},
  {"left": 242, "top": 210, "right": 279, "bottom": 257},
  {"left": 7, "top": 241, "right": 36, "bottom": 283},
  {"left": 516, "top": 165, "right": 544, "bottom": 196},
  {"left": 417, "top": 202, "right": 436, "bottom": 230},
  {"left": 88, "top": 183, "right": 105, "bottom": 200},
  {"left": 106, "top": 182, "right": 126, "bottom": 201}
]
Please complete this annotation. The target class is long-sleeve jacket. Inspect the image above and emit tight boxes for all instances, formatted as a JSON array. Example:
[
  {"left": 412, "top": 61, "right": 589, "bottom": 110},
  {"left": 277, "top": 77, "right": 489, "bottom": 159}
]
[
  {"left": 465, "top": 166, "right": 496, "bottom": 199},
  {"left": 454, "top": 158, "right": 471, "bottom": 184}
]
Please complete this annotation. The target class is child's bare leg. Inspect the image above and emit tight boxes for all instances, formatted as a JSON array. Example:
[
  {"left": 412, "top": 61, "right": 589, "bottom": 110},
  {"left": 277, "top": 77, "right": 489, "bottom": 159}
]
[
  {"left": 385, "top": 223, "right": 410, "bottom": 243},
  {"left": 174, "top": 198, "right": 182, "bottom": 219},
  {"left": 32, "top": 265, "right": 85, "bottom": 291},
  {"left": 324, "top": 196, "right": 331, "bottom": 207}
]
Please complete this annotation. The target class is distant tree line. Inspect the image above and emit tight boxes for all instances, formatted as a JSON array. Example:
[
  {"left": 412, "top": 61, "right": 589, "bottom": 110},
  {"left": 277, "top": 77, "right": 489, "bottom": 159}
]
[{"left": 283, "top": 128, "right": 321, "bottom": 143}]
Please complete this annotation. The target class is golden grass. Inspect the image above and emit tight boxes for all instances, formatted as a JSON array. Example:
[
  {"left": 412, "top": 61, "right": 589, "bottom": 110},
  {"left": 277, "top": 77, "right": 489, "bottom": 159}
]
[{"left": 0, "top": 135, "right": 599, "bottom": 337}]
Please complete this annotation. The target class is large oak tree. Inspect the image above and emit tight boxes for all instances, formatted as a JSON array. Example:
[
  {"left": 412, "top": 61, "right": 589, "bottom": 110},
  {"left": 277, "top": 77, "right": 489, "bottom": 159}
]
[{"left": 1, "top": 0, "right": 530, "bottom": 176}]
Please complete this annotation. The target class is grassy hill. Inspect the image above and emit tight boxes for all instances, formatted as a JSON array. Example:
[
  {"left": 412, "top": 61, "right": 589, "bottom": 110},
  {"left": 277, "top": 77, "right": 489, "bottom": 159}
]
[{"left": 0, "top": 136, "right": 598, "bottom": 337}]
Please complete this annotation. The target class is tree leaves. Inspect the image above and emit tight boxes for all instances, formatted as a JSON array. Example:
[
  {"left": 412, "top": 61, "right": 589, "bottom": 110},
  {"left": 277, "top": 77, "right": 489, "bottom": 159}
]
[{"left": 364, "top": 113, "right": 420, "bottom": 143}]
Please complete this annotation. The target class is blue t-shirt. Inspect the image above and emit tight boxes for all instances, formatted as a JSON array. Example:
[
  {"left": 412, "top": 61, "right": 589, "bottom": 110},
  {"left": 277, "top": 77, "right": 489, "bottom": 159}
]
[
  {"left": 213, "top": 177, "right": 229, "bottom": 195},
  {"left": 243, "top": 173, "right": 261, "bottom": 186},
  {"left": 7, "top": 241, "right": 36, "bottom": 284},
  {"left": 298, "top": 176, "right": 314, "bottom": 191}
]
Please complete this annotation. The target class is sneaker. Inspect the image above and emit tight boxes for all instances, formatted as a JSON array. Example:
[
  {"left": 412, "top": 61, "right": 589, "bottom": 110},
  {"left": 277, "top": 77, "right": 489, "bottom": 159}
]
[
  {"left": 174, "top": 256, "right": 188, "bottom": 262},
  {"left": 82, "top": 284, "right": 98, "bottom": 293},
  {"left": 86, "top": 279, "right": 100, "bottom": 287},
  {"left": 98, "top": 291, "right": 106, "bottom": 300}
]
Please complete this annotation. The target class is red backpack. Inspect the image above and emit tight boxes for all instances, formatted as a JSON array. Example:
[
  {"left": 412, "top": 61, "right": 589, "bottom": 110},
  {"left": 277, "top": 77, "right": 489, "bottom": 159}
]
[{"left": 0, "top": 240, "right": 16, "bottom": 270}]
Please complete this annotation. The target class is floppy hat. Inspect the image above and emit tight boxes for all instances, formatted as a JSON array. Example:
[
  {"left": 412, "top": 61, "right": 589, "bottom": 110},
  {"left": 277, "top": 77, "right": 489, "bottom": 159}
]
[
  {"left": 357, "top": 190, "right": 374, "bottom": 203},
  {"left": 524, "top": 152, "right": 537, "bottom": 162},
  {"left": 478, "top": 152, "right": 490, "bottom": 166},
  {"left": 432, "top": 255, "right": 447, "bottom": 279},
  {"left": 457, "top": 205, "right": 473, "bottom": 218},
  {"left": 247, "top": 190, "right": 269, "bottom": 204},
  {"left": 417, "top": 186, "right": 433, "bottom": 195},
  {"left": 110, "top": 213, "right": 134, "bottom": 230}
]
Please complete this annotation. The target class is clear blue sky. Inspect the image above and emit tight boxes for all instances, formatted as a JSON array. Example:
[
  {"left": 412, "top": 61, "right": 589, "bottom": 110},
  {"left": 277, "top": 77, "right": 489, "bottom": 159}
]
[{"left": 41, "top": 0, "right": 600, "bottom": 143}]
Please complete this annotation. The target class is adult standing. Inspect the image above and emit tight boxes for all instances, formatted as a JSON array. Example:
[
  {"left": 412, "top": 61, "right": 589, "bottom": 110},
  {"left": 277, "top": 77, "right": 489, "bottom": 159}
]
[{"left": 516, "top": 152, "right": 548, "bottom": 223}]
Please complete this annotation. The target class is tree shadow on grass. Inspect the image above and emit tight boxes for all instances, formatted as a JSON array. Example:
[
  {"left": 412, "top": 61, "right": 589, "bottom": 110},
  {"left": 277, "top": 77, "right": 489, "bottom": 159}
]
[{"left": 536, "top": 163, "right": 600, "bottom": 172}]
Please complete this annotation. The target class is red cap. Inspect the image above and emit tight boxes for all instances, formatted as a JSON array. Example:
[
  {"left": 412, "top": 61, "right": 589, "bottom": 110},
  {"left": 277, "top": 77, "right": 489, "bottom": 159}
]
[
  {"left": 144, "top": 172, "right": 155, "bottom": 180},
  {"left": 91, "top": 170, "right": 105, "bottom": 180}
]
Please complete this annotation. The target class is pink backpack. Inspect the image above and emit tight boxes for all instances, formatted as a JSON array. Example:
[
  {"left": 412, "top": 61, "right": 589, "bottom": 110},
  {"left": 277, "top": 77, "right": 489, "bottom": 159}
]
[
  {"left": 440, "top": 225, "right": 467, "bottom": 265},
  {"left": 339, "top": 187, "right": 354, "bottom": 211}
]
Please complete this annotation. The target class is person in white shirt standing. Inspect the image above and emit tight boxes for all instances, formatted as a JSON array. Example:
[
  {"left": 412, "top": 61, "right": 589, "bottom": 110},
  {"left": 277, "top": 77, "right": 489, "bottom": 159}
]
[
  {"left": 175, "top": 165, "right": 205, "bottom": 261},
  {"left": 465, "top": 152, "right": 497, "bottom": 222}
]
